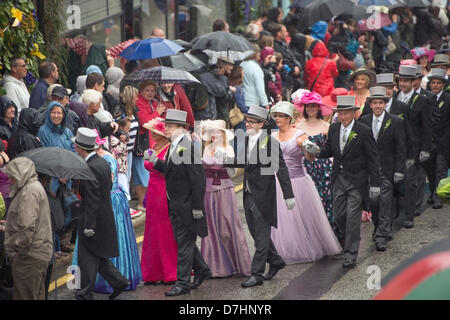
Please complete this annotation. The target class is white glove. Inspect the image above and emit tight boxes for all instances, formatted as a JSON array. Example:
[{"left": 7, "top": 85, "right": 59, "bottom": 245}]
[
  {"left": 214, "top": 147, "right": 227, "bottom": 162},
  {"left": 193, "top": 209, "right": 204, "bottom": 220},
  {"left": 84, "top": 228, "right": 95, "bottom": 238},
  {"left": 143, "top": 149, "right": 158, "bottom": 164},
  {"left": 406, "top": 159, "right": 415, "bottom": 169},
  {"left": 285, "top": 198, "right": 296, "bottom": 210},
  {"left": 394, "top": 172, "right": 404, "bottom": 183},
  {"left": 226, "top": 167, "right": 236, "bottom": 178},
  {"left": 419, "top": 151, "right": 430, "bottom": 163},
  {"left": 369, "top": 186, "right": 381, "bottom": 199},
  {"left": 302, "top": 140, "right": 320, "bottom": 155}
]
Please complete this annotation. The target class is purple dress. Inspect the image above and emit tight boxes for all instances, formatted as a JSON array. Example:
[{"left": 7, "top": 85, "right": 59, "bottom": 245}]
[
  {"left": 271, "top": 130, "right": 342, "bottom": 264},
  {"left": 201, "top": 154, "right": 251, "bottom": 277}
]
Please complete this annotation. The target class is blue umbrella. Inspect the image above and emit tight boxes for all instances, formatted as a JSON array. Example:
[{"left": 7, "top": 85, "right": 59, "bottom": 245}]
[
  {"left": 119, "top": 38, "right": 184, "bottom": 61},
  {"left": 357, "top": 0, "right": 405, "bottom": 6}
]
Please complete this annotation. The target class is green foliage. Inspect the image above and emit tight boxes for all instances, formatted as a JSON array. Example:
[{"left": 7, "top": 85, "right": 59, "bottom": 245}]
[{"left": 0, "top": 0, "right": 45, "bottom": 78}]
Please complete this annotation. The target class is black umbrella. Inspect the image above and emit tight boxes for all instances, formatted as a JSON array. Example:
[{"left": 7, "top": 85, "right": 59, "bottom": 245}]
[
  {"left": 191, "top": 31, "right": 254, "bottom": 53},
  {"left": 19, "top": 147, "right": 96, "bottom": 181},
  {"left": 402, "top": 0, "right": 431, "bottom": 7},
  {"left": 290, "top": 0, "right": 315, "bottom": 8},
  {"left": 164, "top": 52, "right": 206, "bottom": 72},
  {"left": 122, "top": 66, "right": 200, "bottom": 87},
  {"left": 303, "top": 0, "right": 357, "bottom": 25}
]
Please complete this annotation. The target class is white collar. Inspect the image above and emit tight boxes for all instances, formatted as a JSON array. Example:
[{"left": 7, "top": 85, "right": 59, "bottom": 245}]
[
  {"left": 437, "top": 90, "right": 444, "bottom": 100},
  {"left": 400, "top": 89, "right": 414, "bottom": 100},
  {"left": 249, "top": 130, "right": 263, "bottom": 142},
  {"left": 171, "top": 133, "right": 185, "bottom": 149},
  {"left": 341, "top": 119, "right": 355, "bottom": 132},
  {"left": 85, "top": 151, "right": 96, "bottom": 162},
  {"left": 373, "top": 111, "right": 386, "bottom": 122}
]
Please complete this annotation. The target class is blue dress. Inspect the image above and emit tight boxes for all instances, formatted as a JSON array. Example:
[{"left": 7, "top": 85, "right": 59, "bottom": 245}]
[
  {"left": 73, "top": 153, "right": 142, "bottom": 293},
  {"left": 304, "top": 134, "right": 334, "bottom": 226}
]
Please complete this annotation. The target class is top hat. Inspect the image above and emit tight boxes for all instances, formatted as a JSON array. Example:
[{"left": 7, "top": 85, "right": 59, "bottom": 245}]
[
  {"left": 245, "top": 105, "right": 269, "bottom": 124},
  {"left": 376, "top": 73, "right": 395, "bottom": 86},
  {"left": 431, "top": 53, "right": 450, "bottom": 67},
  {"left": 367, "top": 86, "right": 389, "bottom": 102},
  {"left": 415, "top": 65, "right": 425, "bottom": 78},
  {"left": 397, "top": 65, "right": 417, "bottom": 79},
  {"left": 428, "top": 68, "right": 447, "bottom": 81},
  {"left": 143, "top": 117, "right": 169, "bottom": 138},
  {"left": 163, "top": 109, "right": 189, "bottom": 127},
  {"left": 333, "top": 95, "right": 359, "bottom": 111},
  {"left": 200, "top": 119, "right": 234, "bottom": 141},
  {"left": 71, "top": 127, "right": 99, "bottom": 151}
]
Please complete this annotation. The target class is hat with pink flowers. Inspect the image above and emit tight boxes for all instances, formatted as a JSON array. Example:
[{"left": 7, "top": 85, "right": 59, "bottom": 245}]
[
  {"left": 295, "top": 91, "right": 333, "bottom": 116},
  {"left": 410, "top": 47, "right": 436, "bottom": 62}
]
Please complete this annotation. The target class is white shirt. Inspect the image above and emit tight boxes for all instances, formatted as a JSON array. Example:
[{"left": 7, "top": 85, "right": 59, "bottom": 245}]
[
  {"left": 339, "top": 119, "right": 355, "bottom": 152},
  {"left": 436, "top": 90, "right": 443, "bottom": 101},
  {"left": 372, "top": 111, "right": 386, "bottom": 140},
  {"left": 168, "top": 133, "right": 186, "bottom": 160},
  {"left": 385, "top": 97, "right": 393, "bottom": 113},
  {"left": 397, "top": 89, "right": 414, "bottom": 104},
  {"left": 85, "top": 151, "right": 96, "bottom": 162},
  {"left": 247, "top": 130, "right": 263, "bottom": 161}
]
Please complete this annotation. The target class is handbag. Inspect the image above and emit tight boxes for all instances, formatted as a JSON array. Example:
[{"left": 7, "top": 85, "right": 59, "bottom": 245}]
[
  {"left": 385, "top": 36, "right": 397, "bottom": 56},
  {"left": 229, "top": 105, "right": 244, "bottom": 127}
]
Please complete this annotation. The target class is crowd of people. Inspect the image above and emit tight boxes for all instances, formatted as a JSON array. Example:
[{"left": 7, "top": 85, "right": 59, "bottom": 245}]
[{"left": 0, "top": 3, "right": 450, "bottom": 300}]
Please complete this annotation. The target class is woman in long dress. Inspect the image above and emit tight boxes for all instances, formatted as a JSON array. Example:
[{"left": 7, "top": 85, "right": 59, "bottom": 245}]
[
  {"left": 269, "top": 102, "right": 342, "bottom": 264},
  {"left": 141, "top": 118, "right": 177, "bottom": 284},
  {"left": 200, "top": 120, "right": 251, "bottom": 277},
  {"left": 72, "top": 132, "right": 142, "bottom": 294}
]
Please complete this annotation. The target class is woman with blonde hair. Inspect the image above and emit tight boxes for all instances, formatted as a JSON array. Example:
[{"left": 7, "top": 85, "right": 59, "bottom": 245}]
[
  {"left": 200, "top": 120, "right": 251, "bottom": 278},
  {"left": 347, "top": 68, "right": 376, "bottom": 119}
]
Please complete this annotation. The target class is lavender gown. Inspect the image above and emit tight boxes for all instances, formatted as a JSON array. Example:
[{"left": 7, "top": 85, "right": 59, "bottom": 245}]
[
  {"left": 271, "top": 130, "right": 342, "bottom": 264},
  {"left": 201, "top": 154, "right": 251, "bottom": 277}
]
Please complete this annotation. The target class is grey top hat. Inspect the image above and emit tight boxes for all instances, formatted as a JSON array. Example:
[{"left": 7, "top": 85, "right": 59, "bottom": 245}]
[
  {"left": 415, "top": 65, "right": 425, "bottom": 78},
  {"left": 428, "top": 68, "right": 447, "bottom": 81},
  {"left": 367, "top": 86, "right": 389, "bottom": 102},
  {"left": 163, "top": 109, "right": 189, "bottom": 127},
  {"left": 397, "top": 65, "right": 418, "bottom": 79},
  {"left": 245, "top": 105, "right": 270, "bottom": 123},
  {"left": 376, "top": 73, "right": 394, "bottom": 85},
  {"left": 333, "top": 95, "right": 358, "bottom": 111},
  {"left": 431, "top": 53, "right": 450, "bottom": 66},
  {"left": 71, "top": 127, "right": 99, "bottom": 151}
]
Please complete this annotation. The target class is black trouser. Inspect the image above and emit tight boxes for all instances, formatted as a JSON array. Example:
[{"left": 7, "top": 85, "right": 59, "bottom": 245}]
[
  {"left": 168, "top": 207, "right": 209, "bottom": 287},
  {"left": 370, "top": 174, "right": 394, "bottom": 243},
  {"left": 243, "top": 191, "right": 284, "bottom": 278},
  {"left": 76, "top": 239, "right": 128, "bottom": 300}
]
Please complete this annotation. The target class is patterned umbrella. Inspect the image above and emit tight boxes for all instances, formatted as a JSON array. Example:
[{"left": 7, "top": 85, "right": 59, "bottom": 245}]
[
  {"left": 107, "top": 39, "right": 138, "bottom": 59},
  {"left": 119, "top": 38, "right": 183, "bottom": 61},
  {"left": 203, "top": 50, "right": 254, "bottom": 65},
  {"left": 122, "top": 66, "right": 200, "bottom": 86},
  {"left": 374, "top": 236, "right": 450, "bottom": 300}
]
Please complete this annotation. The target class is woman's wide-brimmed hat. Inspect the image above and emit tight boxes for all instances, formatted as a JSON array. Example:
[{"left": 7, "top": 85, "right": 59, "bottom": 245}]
[
  {"left": 200, "top": 119, "right": 234, "bottom": 141},
  {"left": 71, "top": 127, "right": 99, "bottom": 151},
  {"left": 348, "top": 67, "right": 376, "bottom": 87},
  {"left": 366, "top": 86, "right": 389, "bottom": 102},
  {"left": 163, "top": 109, "right": 189, "bottom": 127},
  {"left": 295, "top": 91, "right": 333, "bottom": 116},
  {"left": 143, "top": 117, "right": 169, "bottom": 138},
  {"left": 410, "top": 47, "right": 436, "bottom": 62},
  {"left": 291, "top": 88, "right": 310, "bottom": 105},
  {"left": 322, "top": 88, "right": 349, "bottom": 108},
  {"left": 270, "top": 101, "right": 296, "bottom": 124},
  {"left": 333, "top": 95, "right": 359, "bottom": 111},
  {"left": 245, "top": 105, "right": 270, "bottom": 124},
  {"left": 431, "top": 53, "right": 450, "bottom": 67}
]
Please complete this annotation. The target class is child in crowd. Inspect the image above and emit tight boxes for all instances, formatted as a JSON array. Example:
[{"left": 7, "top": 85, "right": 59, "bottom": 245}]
[{"left": 110, "top": 117, "right": 131, "bottom": 199}]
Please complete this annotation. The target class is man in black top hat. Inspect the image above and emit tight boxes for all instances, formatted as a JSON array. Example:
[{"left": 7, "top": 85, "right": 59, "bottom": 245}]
[
  {"left": 360, "top": 87, "right": 406, "bottom": 251},
  {"left": 305, "top": 96, "right": 381, "bottom": 268},
  {"left": 72, "top": 127, "right": 129, "bottom": 300},
  {"left": 146, "top": 109, "right": 211, "bottom": 297}
]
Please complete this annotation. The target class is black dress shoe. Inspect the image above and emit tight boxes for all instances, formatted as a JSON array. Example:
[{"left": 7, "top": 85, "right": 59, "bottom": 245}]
[
  {"left": 414, "top": 211, "right": 422, "bottom": 217},
  {"left": 241, "top": 276, "right": 263, "bottom": 288},
  {"left": 109, "top": 281, "right": 130, "bottom": 300},
  {"left": 165, "top": 285, "right": 191, "bottom": 296},
  {"left": 376, "top": 242, "right": 387, "bottom": 252},
  {"left": 427, "top": 195, "right": 434, "bottom": 204},
  {"left": 263, "top": 261, "right": 286, "bottom": 280},
  {"left": 403, "top": 221, "right": 414, "bottom": 228},
  {"left": 190, "top": 270, "right": 212, "bottom": 289},
  {"left": 432, "top": 199, "right": 443, "bottom": 209},
  {"left": 342, "top": 259, "right": 356, "bottom": 268}
]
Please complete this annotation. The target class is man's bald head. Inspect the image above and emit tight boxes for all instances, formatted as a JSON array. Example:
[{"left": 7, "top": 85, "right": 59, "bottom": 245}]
[{"left": 151, "top": 28, "right": 165, "bottom": 39}]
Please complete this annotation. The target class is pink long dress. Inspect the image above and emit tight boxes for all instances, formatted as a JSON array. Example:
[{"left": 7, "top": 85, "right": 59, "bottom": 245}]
[{"left": 141, "top": 145, "right": 177, "bottom": 283}]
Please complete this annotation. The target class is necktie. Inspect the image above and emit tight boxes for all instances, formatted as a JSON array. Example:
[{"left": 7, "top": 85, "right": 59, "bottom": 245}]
[
  {"left": 373, "top": 118, "right": 380, "bottom": 141},
  {"left": 341, "top": 128, "right": 347, "bottom": 153}
]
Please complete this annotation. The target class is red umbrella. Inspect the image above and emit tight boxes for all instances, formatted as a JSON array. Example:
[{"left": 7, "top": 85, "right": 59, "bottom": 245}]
[
  {"left": 357, "top": 13, "right": 392, "bottom": 32},
  {"left": 107, "top": 39, "right": 138, "bottom": 59}
]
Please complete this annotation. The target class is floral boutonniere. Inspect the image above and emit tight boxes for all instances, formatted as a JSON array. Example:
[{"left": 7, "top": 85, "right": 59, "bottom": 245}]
[
  {"left": 347, "top": 131, "right": 358, "bottom": 144},
  {"left": 259, "top": 136, "right": 269, "bottom": 150},
  {"left": 177, "top": 146, "right": 187, "bottom": 154},
  {"left": 439, "top": 101, "right": 444, "bottom": 109},
  {"left": 410, "top": 94, "right": 419, "bottom": 110},
  {"left": 384, "top": 119, "right": 392, "bottom": 131},
  {"left": 398, "top": 113, "right": 404, "bottom": 120}
]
